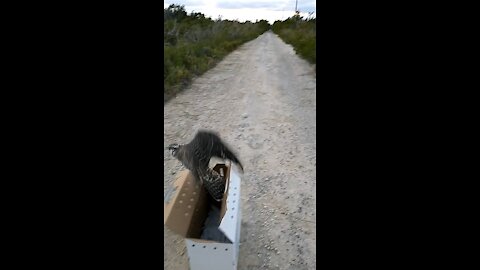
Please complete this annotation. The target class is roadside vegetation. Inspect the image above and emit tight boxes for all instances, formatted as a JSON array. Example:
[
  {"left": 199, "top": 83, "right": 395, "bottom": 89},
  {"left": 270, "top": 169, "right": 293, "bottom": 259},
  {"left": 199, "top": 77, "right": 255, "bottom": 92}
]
[
  {"left": 272, "top": 15, "right": 316, "bottom": 65},
  {"left": 164, "top": 4, "right": 270, "bottom": 102}
]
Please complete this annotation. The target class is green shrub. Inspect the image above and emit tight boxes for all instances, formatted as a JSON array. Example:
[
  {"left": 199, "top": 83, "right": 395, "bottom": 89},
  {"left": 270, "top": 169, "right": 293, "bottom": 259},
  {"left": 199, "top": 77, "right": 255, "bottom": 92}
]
[
  {"left": 164, "top": 4, "right": 271, "bottom": 103},
  {"left": 272, "top": 15, "right": 316, "bottom": 64}
]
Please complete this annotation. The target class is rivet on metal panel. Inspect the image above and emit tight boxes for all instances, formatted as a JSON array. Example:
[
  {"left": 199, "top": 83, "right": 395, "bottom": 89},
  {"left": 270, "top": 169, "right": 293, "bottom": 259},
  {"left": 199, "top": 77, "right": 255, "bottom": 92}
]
[
  {"left": 233, "top": 200, "right": 236, "bottom": 203},
  {"left": 185, "top": 213, "right": 189, "bottom": 216},
  {"left": 214, "top": 247, "right": 217, "bottom": 250},
  {"left": 193, "top": 191, "right": 196, "bottom": 195},
  {"left": 179, "top": 200, "right": 183, "bottom": 203},
  {"left": 192, "top": 244, "right": 195, "bottom": 247},
  {"left": 233, "top": 193, "right": 236, "bottom": 196},
  {"left": 182, "top": 193, "right": 186, "bottom": 197},
  {"left": 231, "top": 215, "right": 234, "bottom": 219},
  {"left": 190, "top": 198, "right": 194, "bottom": 202},
  {"left": 225, "top": 248, "right": 228, "bottom": 251},
  {"left": 187, "top": 205, "right": 191, "bottom": 208},
  {"left": 203, "top": 246, "right": 206, "bottom": 248},
  {"left": 232, "top": 207, "right": 235, "bottom": 210}
]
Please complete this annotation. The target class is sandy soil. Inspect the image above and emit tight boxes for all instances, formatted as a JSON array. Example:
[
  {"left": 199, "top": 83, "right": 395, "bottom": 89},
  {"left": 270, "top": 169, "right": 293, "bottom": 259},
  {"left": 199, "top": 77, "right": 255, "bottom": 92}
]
[{"left": 164, "top": 31, "right": 316, "bottom": 270}]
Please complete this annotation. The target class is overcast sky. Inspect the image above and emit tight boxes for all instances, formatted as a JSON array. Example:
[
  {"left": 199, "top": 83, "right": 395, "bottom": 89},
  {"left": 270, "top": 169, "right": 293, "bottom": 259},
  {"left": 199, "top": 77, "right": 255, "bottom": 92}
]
[{"left": 164, "top": 0, "right": 316, "bottom": 24}]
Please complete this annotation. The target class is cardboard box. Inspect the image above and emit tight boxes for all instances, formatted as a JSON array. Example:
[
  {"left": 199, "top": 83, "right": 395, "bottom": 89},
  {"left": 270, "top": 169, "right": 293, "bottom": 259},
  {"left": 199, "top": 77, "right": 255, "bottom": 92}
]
[{"left": 164, "top": 163, "right": 242, "bottom": 270}]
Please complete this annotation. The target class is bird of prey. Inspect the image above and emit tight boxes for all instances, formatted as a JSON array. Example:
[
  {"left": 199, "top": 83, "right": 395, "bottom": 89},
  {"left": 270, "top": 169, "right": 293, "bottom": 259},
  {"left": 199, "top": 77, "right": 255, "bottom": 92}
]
[{"left": 167, "top": 130, "right": 244, "bottom": 201}]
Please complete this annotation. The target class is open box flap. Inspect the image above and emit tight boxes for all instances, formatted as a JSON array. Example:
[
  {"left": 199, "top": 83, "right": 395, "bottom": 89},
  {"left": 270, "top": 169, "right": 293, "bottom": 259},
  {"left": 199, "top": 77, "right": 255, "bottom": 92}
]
[
  {"left": 164, "top": 170, "right": 204, "bottom": 237},
  {"left": 218, "top": 163, "right": 242, "bottom": 243}
]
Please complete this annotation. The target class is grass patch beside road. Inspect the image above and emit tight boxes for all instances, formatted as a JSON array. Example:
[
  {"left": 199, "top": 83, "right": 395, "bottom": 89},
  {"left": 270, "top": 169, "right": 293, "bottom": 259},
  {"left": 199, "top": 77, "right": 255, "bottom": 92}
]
[
  {"left": 164, "top": 4, "right": 270, "bottom": 103},
  {"left": 272, "top": 15, "right": 316, "bottom": 65}
]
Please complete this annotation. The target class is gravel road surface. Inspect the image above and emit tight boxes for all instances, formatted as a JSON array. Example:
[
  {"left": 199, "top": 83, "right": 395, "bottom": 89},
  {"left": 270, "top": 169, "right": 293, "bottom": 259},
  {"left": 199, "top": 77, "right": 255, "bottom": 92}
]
[{"left": 164, "top": 31, "right": 316, "bottom": 270}]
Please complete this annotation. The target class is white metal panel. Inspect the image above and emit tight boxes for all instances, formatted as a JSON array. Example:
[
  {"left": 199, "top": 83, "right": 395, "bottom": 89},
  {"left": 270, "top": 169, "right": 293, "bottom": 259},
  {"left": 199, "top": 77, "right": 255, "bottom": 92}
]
[
  {"left": 219, "top": 169, "right": 241, "bottom": 243},
  {"left": 185, "top": 239, "right": 235, "bottom": 270},
  {"left": 234, "top": 206, "right": 241, "bottom": 266}
]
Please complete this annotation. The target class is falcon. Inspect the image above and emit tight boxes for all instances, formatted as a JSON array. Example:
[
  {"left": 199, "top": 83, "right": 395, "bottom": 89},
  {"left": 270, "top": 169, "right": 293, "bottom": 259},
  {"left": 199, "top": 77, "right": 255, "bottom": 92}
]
[{"left": 167, "top": 130, "right": 244, "bottom": 201}]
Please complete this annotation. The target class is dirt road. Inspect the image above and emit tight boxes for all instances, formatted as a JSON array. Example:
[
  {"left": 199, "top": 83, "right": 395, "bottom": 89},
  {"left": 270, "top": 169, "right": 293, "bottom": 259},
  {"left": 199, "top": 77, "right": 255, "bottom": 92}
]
[{"left": 164, "top": 31, "right": 316, "bottom": 270}]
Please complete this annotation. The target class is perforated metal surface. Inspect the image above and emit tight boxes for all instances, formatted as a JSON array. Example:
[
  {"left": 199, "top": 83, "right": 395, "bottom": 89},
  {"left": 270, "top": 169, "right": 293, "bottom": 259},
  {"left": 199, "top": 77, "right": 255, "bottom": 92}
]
[
  {"left": 219, "top": 168, "right": 241, "bottom": 243},
  {"left": 186, "top": 240, "right": 236, "bottom": 270}
]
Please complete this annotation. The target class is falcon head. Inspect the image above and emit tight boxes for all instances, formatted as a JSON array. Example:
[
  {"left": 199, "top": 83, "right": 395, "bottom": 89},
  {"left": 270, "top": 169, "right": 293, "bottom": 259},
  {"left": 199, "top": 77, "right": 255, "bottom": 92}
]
[{"left": 167, "top": 143, "right": 180, "bottom": 157}]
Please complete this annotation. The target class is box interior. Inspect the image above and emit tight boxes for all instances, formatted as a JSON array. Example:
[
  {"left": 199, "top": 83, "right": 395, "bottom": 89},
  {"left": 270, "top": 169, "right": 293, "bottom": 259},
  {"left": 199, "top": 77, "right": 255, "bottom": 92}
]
[{"left": 164, "top": 163, "right": 232, "bottom": 242}]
